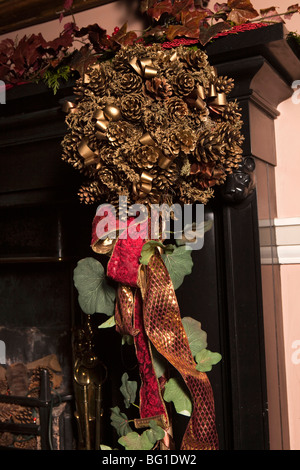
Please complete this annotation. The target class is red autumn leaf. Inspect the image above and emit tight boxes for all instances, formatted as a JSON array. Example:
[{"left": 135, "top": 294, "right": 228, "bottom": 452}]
[
  {"left": 166, "top": 9, "right": 209, "bottom": 39},
  {"left": 172, "top": 0, "right": 195, "bottom": 20},
  {"left": 44, "top": 30, "right": 74, "bottom": 52},
  {"left": 112, "top": 23, "right": 137, "bottom": 46},
  {"left": 147, "top": 0, "right": 173, "bottom": 21},
  {"left": 75, "top": 23, "right": 109, "bottom": 52},
  {"left": 259, "top": 7, "right": 284, "bottom": 23},
  {"left": 199, "top": 21, "right": 232, "bottom": 45}
]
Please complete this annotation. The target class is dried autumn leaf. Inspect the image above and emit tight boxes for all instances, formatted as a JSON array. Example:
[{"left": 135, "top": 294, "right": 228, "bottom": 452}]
[
  {"left": 166, "top": 24, "right": 198, "bottom": 40},
  {"left": 227, "top": 0, "right": 259, "bottom": 24},
  {"left": 147, "top": 0, "right": 173, "bottom": 21},
  {"left": 140, "top": 0, "right": 156, "bottom": 14},
  {"left": 199, "top": 21, "right": 232, "bottom": 46},
  {"left": 285, "top": 4, "right": 300, "bottom": 19},
  {"left": 259, "top": 6, "right": 284, "bottom": 23},
  {"left": 69, "top": 45, "right": 97, "bottom": 77},
  {"left": 166, "top": 9, "right": 208, "bottom": 40},
  {"left": 75, "top": 23, "right": 108, "bottom": 53},
  {"left": 172, "top": 0, "right": 195, "bottom": 20}
]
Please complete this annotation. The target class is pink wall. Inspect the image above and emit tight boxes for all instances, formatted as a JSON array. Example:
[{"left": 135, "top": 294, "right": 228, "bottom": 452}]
[
  {"left": 1, "top": 0, "right": 300, "bottom": 450},
  {"left": 250, "top": 0, "right": 300, "bottom": 451}
]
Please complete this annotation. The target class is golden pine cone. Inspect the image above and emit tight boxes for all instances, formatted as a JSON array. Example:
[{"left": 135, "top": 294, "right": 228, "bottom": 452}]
[
  {"left": 132, "top": 145, "right": 160, "bottom": 170},
  {"left": 173, "top": 71, "right": 195, "bottom": 97},
  {"left": 143, "top": 105, "right": 169, "bottom": 133},
  {"left": 152, "top": 162, "right": 179, "bottom": 191},
  {"left": 214, "top": 76, "right": 234, "bottom": 95},
  {"left": 114, "top": 72, "right": 143, "bottom": 95},
  {"left": 165, "top": 97, "right": 189, "bottom": 120},
  {"left": 174, "top": 127, "right": 197, "bottom": 155},
  {"left": 183, "top": 48, "right": 209, "bottom": 71},
  {"left": 120, "top": 93, "right": 145, "bottom": 122},
  {"left": 107, "top": 121, "right": 134, "bottom": 147},
  {"left": 78, "top": 181, "right": 104, "bottom": 205}
]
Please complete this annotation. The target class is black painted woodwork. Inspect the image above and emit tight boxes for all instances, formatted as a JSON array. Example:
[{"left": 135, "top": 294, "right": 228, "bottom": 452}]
[{"left": 0, "top": 23, "right": 299, "bottom": 450}]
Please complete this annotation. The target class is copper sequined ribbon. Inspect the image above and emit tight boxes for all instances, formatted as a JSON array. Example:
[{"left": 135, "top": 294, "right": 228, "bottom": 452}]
[{"left": 141, "top": 252, "right": 219, "bottom": 450}]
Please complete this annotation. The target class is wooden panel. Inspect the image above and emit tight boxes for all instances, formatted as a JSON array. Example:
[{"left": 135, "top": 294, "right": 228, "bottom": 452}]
[{"left": 0, "top": 0, "right": 116, "bottom": 35}]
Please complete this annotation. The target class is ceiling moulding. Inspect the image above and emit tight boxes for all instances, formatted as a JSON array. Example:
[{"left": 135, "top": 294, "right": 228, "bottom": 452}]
[{"left": 0, "top": 0, "right": 116, "bottom": 35}]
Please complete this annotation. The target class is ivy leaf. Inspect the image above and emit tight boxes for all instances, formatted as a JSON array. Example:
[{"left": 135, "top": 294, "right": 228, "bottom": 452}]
[
  {"left": 164, "top": 377, "right": 192, "bottom": 417},
  {"left": 110, "top": 406, "right": 133, "bottom": 437},
  {"left": 118, "top": 431, "right": 153, "bottom": 450},
  {"left": 199, "top": 21, "right": 232, "bottom": 46},
  {"left": 139, "top": 240, "right": 168, "bottom": 265},
  {"left": 227, "top": 0, "right": 259, "bottom": 24},
  {"left": 166, "top": 9, "right": 208, "bottom": 40},
  {"left": 73, "top": 257, "right": 116, "bottom": 316},
  {"left": 162, "top": 245, "right": 193, "bottom": 290},
  {"left": 118, "top": 421, "right": 164, "bottom": 450},
  {"left": 98, "top": 315, "right": 116, "bottom": 329},
  {"left": 144, "top": 420, "right": 165, "bottom": 444},
  {"left": 120, "top": 373, "right": 138, "bottom": 409},
  {"left": 195, "top": 349, "right": 222, "bottom": 372},
  {"left": 181, "top": 317, "right": 207, "bottom": 357}
]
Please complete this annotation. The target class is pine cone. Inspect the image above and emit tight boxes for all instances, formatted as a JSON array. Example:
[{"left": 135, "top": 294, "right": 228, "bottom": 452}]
[
  {"left": 219, "top": 100, "right": 242, "bottom": 124},
  {"left": 145, "top": 77, "right": 173, "bottom": 100},
  {"left": 134, "top": 145, "right": 160, "bottom": 170},
  {"left": 214, "top": 76, "right": 234, "bottom": 95},
  {"left": 120, "top": 93, "right": 145, "bottom": 122},
  {"left": 153, "top": 163, "right": 179, "bottom": 191},
  {"left": 183, "top": 49, "right": 208, "bottom": 71},
  {"left": 143, "top": 105, "right": 168, "bottom": 133},
  {"left": 78, "top": 181, "right": 104, "bottom": 205},
  {"left": 107, "top": 121, "right": 134, "bottom": 147},
  {"left": 165, "top": 97, "right": 189, "bottom": 120},
  {"left": 196, "top": 127, "right": 226, "bottom": 163},
  {"left": 114, "top": 73, "right": 143, "bottom": 95},
  {"left": 177, "top": 128, "right": 197, "bottom": 154},
  {"left": 173, "top": 71, "right": 195, "bottom": 97}
]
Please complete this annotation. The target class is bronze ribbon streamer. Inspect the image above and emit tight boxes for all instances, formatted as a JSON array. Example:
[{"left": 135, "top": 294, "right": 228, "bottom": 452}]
[
  {"left": 186, "top": 83, "right": 227, "bottom": 115},
  {"left": 140, "top": 252, "right": 219, "bottom": 450}
]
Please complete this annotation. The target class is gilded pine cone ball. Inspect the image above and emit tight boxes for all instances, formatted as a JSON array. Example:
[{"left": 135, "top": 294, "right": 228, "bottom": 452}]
[
  {"left": 120, "top": 93, "right": 145, "bottom": 122},
  {"left": 173, "top": 71, "right": 195, "bottom": 97}
]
